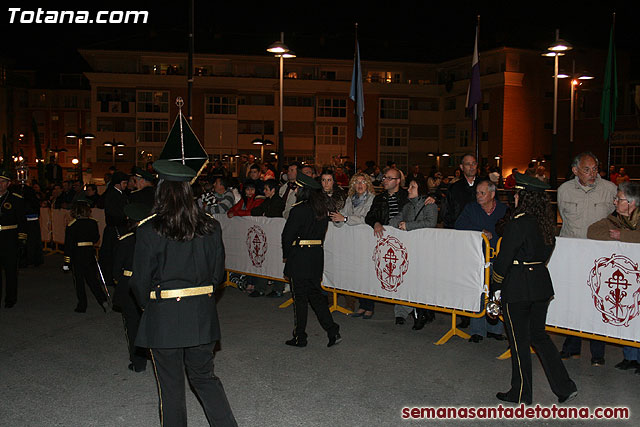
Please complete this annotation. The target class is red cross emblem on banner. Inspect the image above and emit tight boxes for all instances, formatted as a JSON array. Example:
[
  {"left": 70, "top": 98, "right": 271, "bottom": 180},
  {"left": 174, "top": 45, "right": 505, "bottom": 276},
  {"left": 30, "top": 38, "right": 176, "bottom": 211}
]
[
  {"left": 246, "top": 225, "right": 268, "bottom": 268},
  {"left": 372, "top": 235, "right": 409, "bottom": 292}
]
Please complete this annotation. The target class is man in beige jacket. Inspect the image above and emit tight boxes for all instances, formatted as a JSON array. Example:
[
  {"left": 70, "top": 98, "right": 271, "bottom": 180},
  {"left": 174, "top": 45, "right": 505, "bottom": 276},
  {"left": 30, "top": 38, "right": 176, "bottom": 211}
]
[{"left": 557, "top": 152, "right": 617, "bottom": 366}]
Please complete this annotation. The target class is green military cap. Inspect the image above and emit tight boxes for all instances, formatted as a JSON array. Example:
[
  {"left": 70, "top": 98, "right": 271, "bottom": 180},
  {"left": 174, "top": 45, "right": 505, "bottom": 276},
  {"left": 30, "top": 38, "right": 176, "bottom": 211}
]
[
  {"left": 295, "top": 173, "right": 321, "bottom": 190},
  {"left": 515, "top": 172, "right": 550, "bottom": 192},
  {"left": 134, "top": 167, "right": 155, "bottom": 182},
  {"left": 75, "top": 193, "right": 93, "bottom": 205},
  {"left": 124, "top": 202, "right": 152, "bottom": 221},
  {"left": 0, "top": 169, "right": 11, "bottom": 181},
  {"left": 153, "top": 159, "right": 196, "bottom": 182},
  {"left": 112, "top": 171, "right": 130, "bottom": 184}
]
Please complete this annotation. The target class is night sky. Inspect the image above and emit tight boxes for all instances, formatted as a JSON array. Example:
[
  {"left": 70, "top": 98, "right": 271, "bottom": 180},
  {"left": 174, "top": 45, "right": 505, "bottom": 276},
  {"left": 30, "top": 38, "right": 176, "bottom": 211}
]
[{"left": 2, "top": 0, "right": 638, "bottom": 78}]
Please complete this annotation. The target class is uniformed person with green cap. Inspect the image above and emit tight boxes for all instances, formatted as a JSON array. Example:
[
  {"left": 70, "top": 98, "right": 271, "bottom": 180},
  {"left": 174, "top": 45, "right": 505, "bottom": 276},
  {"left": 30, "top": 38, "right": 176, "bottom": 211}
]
[
  {"left": 129, "top": 167, "right": 156, "bottom": 207},
  {"left": 282, "top": 173, "right": 341, "bottom": 347},
  {"left": 112, "top": 202, "right": 151, "bottom": 373},
  {"left": 0, "top": 169, "right": 27, "bottom": 308},
  {"left": 130, "top": 159, "right": 236, "bottom": 427},
  {"left": 63, "top": 195, "right": 110, "bottom": 313},
  {"left": 492, "top": 173, "right": 577, "bottom": 405}
]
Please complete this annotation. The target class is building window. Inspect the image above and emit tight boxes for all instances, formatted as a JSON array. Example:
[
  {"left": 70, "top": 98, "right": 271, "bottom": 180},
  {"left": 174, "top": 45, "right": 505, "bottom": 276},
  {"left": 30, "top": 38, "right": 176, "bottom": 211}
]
[
  {"left": 460, "top": 130, "right": 469, "bottom": 147},
  {"left": 380, "top": 127, "right": 408, "bottom": 147},
  {"left": 443, "top": 125, "right": 456, "bottom": 139},
  {"left": 317, "top": 125, "right": 346, "bottom": 145},
  {"left": 137, "top": 91, "right": 169, "bottom": 113},
  {"left": 238, "top": 120, "right": 274, "bottom": 135},
  {"left": 63, "top": 95, "right": 78, "bottom": 108},
  {"left": 380, "top": 98, "right": 408, "bottom": 119},
  {"left": 137, "top": 119, "right": 168, "bottom": 143},
  {"left": 317, "top": 98, "right": 346, "bottom": 118},
  {"left": 320, "top": 70, "right": 336, "bottom": 80},
  {"left": 367, "top": 71, "right": 402, "bottom": 83},
  {"left": 237, "top": 94, "right": 274, "bottom": 106},
  {"left": 205, "top": 95, "right": 237, "bottom": 115},
  {"left": 611, "top": 146, "right": 624, "bottom": 165},
  {"left": 379, "top": 152, "right": 408, "bottom": 174},
  {"left": 612, "top": 145, "right": 640, "bottom": 166},
  {"left": 284, "top": 96, "right": 314, "bottom": 107},
  {"left": 481, "top": 132, "right": 489, "bottom": 141},
  {"left": 410, "top": 98, "right": 439, "bottom": 111},
  {"left": 444, "top": 97, "right": 457, "bottom": 111}
]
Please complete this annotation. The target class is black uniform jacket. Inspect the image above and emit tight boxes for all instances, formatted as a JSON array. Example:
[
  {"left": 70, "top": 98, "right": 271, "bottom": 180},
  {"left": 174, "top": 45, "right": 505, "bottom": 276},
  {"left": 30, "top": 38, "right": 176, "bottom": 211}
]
[
  {"left": 63, "top": 217, "right": 99, "bottom": 264},
  {"left": 112, "top": 230, "right": 136, "bottom": 307},
  {"left": 104, "top": 186, "right": 128, "bottom": 227},
  {"left": 0, "top": 191, "right": 27, "bottom": 250},
  {"left": 129, "top": 186, "right": 155, "bottom": 207},
  {"left": 282, "top": 201, "right": 328, "bottom": 280},
  {"left": 251, "top": 194, "right": 285, "bottom": 217},
  {"left": 130, "top": 216, "right": 225, "bottom": 348},
  {"left": 491, "top": 214, "right": 555, "bottom": 304},
  {"left": 364, "top": 188, "right": 409, "bottom": 227}
]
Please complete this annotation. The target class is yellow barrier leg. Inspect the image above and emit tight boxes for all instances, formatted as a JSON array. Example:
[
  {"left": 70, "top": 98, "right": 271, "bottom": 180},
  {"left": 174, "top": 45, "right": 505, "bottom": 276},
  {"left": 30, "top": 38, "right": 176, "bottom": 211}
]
[
  {"left": 497, "top": 347, "right": 536, "bottom": 360},
  {"left": 435, "top": 312, "right": 470, "bottom": 345},
  {"left": 223, "top": 270, "right": 237, "bottom": 289},
  {"left": 329, "top": 290, "right": 353, "bottom": 315},
  {"left": 279, "top": 297, "right": 294, "bottom": 309}
]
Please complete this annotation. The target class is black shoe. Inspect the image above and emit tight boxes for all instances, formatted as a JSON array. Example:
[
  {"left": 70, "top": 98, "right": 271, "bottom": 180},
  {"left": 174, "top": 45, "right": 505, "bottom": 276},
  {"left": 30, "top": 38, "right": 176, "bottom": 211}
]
[
  {"left": 351, "top": 310, "right": 366, "bottom": 318},
  {"left": 248, "top": 290, "right": 264, "bottom": 297},
  {"left": 412, "top": 314, "right": 428, "bottom": 330},
  {"left": 469, "top": 334, "right": 483, "bottom": 343},
  {"left": 4, "top": 302, "right": 15, "bottom": 309},
  {"left": 265, "top": 291, "right": 283, "bottom": 298},
  {"left": 74, "top": 306, "right": 87, "bottom": 313},
  {"left": 487, "top": 332, "right": 507, "bottom": 341},
  {"left": 327, "top": 333, "right": 342, "bottom": 348},
  {"left": 457, "top": 317, "right": 470, "bottom": 328},
  {"left": 558, "top": 390, "right": 578, "bottom": 404},
  {"left": 496, "top": 391, "right": 531, "bottom": 405},
  {"left": 591, "top": 357, "right": 605, "bottom": 367},
  {"left": 395, "top": 317, "right": 405, "bottom": 325},
  {"left": 615, "top": 359, "right": 639, "bottom": 370},
  {"left": 559, "top": 351, "right": 580, "bottom": 360},
  {"left": 285, "top": 337, "right": 307, "bottom": 347},
  {"left": 128, "top": 363, "right": 146, "bottom": 373}
]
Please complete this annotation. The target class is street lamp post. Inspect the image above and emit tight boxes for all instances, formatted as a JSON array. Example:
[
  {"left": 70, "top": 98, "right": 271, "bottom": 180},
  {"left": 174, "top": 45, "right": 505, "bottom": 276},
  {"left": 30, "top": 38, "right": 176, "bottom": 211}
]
[
  {"left": 104, "top": 139, "right": 126, "bottom": 167},
  {"left": 558, "top": 61, "right": 594, "bottom": 164},
  {"left": 267, "top": 33, "right": 295, "bottom": 174},
  {"left": 65, "top": 132, "right": 95, "bottom": 182},
  {"left": 543, "top": 30, "right": 572, "bottom": 188}
]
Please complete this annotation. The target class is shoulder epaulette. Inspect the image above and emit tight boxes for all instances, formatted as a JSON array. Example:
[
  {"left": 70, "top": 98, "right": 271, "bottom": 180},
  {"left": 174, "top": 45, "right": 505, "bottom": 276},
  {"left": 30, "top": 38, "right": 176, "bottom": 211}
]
[
  {"left": 137, "top": 213, "right": 157, "bottom": 227},
  {"left": 67, "top": 218, "right": 76, "bottom": 226},
  {"left": 514, "top": 213, "right": 525, "bottom": 219},
  {"left": 205, "top": 212, "right": 215, "bottom": 219},
  {"left": 119, "top": 232, "right": 134, "bottom": 241},
  {"left": 12, "top": 192, "right": 23, "bottom": 199},
  {"left": 291, "top": 201, "right": 304, "bottom": 207}
]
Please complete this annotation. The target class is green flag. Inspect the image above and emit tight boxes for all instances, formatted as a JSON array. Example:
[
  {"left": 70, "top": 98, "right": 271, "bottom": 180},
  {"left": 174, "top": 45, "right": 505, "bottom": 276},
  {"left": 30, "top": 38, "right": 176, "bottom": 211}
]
[{"left": 600, "top": 24, "right": 617, "bottom": 141}]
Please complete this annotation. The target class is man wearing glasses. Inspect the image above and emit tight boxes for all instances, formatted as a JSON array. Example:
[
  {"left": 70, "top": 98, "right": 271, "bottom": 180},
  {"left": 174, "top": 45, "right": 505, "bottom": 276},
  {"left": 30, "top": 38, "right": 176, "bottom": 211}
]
[{"left": 557, "top": 152, "right": 617, "bottom": 366}]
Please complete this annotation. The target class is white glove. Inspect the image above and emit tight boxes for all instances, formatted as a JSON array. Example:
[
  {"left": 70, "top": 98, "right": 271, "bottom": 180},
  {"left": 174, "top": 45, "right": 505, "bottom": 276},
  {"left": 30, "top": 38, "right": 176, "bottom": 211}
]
[{"left": 62, "top": 265, "right": 70, "bottom": 272}]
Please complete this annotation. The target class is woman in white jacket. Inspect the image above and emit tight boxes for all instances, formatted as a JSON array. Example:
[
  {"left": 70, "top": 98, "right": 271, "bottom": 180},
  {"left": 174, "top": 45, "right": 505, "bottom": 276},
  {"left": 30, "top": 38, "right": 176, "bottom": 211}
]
[{"left": 330, "top": 173, "right": 376, "bottom": 316}]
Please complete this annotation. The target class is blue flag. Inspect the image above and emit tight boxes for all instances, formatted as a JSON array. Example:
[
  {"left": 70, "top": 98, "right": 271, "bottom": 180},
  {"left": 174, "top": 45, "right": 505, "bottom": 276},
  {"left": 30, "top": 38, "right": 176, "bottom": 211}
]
[{"left": 350, "top": 40, "right": 365, "bottom": 139}]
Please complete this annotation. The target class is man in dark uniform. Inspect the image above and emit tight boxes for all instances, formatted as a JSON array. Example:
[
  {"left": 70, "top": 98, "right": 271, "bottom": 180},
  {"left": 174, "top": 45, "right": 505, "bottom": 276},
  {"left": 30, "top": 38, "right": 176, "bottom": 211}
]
[
  {"left": 113, "top": 202, "right": 151, "bottom": 372},
  {"left": 99, "top": 171, "right": 129, "bottom": 287},
  {"left": 282, "top": 173, "right": 341, "bottom": 348},
  {"left": 130, "top": 160, "right": 236, "bottom": 426},
  {"left": 129, "top": 167, "right": 155, "bottom": 206},
  {"left": 0, "top": 169, "right": 27, "bottom": 308},
  {"left": 491, "top": 173, "right": 577, "bottom": 405},
  {"left": 15, "top": 182, "right": 44, "bottom": 267}
]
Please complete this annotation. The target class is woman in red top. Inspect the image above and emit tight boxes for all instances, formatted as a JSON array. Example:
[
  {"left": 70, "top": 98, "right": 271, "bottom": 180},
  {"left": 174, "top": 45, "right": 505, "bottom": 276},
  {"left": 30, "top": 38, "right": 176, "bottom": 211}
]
[{"left": 227, "top": 182, "right": 264, "bottom": 217}]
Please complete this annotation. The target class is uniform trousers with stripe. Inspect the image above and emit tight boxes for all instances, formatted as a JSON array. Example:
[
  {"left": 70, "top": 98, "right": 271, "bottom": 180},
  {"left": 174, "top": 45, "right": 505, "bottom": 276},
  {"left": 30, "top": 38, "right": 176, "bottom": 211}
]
[
  {"left": 72, "top": 260, "right": 106, "bottom": 310},
  {"left": 150, "top": 343, "right": 237, "bottom": 427},
  {"left": 502, "top": 299, "right": 576, "bottom": 403}
]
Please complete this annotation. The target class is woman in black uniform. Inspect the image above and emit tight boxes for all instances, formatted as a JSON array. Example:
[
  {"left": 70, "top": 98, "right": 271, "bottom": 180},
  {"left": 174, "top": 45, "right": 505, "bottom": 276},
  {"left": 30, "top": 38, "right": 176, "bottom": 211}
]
[
  {"left": 492, "top": 173, "right": 577, "bottom": 405},
  {"left": 282, "top": 173, "right": 341, "bottom": 348},
  {"left": 131, "top": 160, "right": 236, "bottom": 427}
]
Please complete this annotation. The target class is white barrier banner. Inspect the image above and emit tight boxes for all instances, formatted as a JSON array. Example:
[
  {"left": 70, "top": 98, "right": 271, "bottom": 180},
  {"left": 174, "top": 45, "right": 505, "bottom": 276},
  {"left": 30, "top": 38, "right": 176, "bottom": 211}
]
[
  {"left": 323, "top": 225, "right": 485, "bottom": 312},
  {"left": 548, "top": 237, "right": 640, "bottom": 343},
  {"left": 217, "top": 215, "right": 287, "bottom": 280}
]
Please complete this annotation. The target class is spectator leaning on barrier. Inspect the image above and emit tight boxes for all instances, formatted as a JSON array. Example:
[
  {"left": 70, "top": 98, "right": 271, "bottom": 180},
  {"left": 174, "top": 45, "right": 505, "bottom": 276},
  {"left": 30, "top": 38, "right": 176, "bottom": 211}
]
[
  {"left": 321, "top": 168, "right": 346, "bottom": 213},
  {"left": 200, "top": 177, "right": 236, "bottom": 215},
  {"left": 251, "top": 179, "right": 284, "bottom": 218},
  {"left": 279, "top": 162, "right": 300, "bottom": 220},
  {"left": 587, "top": 181, "right": 640, "bottom": 374},
  {"left": 455, "top": 179, "right": 508, "bottom": 342},
  {"left": 557, "top": 152, "right": 617, "bottom": 367},
  {"left": 227, "top": 182, "right": 264, "bottom": 218},
  {"left": 389, "top": 176, "right": 438, "bottom": 329},
  {"left": 443, "top": 154, "right": 480, "bottom": 229},
  {"left": 363, "top": 167, "right": 409, "bottom": 321}
]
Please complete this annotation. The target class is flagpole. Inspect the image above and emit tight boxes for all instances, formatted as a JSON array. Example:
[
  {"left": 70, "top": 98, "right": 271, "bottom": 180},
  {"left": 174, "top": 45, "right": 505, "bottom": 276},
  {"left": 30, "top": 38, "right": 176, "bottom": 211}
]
[
  {"left": 353, "top": 22, "right": 359, "bottom": 171},
  {"left": 474, "top": 15, "right": 480, "bottom": 162},
  {"left": 606, "top": 12, "right": 616, "bottom": 179}
]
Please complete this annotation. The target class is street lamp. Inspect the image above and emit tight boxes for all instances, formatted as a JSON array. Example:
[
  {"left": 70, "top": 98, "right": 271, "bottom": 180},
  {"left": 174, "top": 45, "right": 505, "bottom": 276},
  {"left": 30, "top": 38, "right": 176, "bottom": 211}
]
[
  {"left": 542, "top": 29, "right": 572, "bottom": 188},
  {"left": 427, "top": 151, "right": 449, "bottom": 170},
  {"left": 557, "top": 63, "right": 594, "bottom": 146},
  {"left": 267, "top": 32, "right": 295, "bottom": 173},
  {"left": 65, "top": 132, "right": 95, "bottom": 181},
  {"left": 252, "top": 138, "right": 274, "bottom": 162},
  {"left": 103, "top": 139, "right": 126, "bottom": 167}
]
